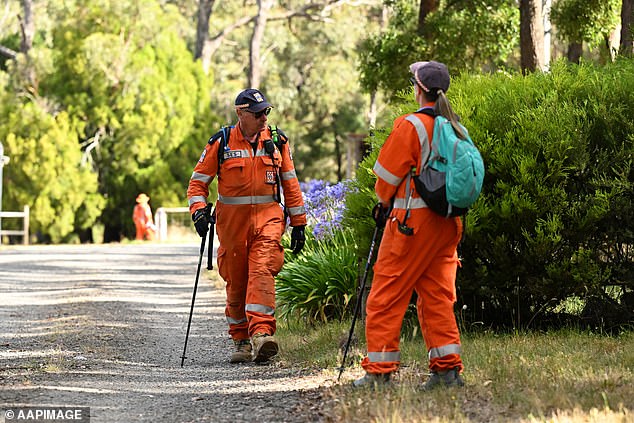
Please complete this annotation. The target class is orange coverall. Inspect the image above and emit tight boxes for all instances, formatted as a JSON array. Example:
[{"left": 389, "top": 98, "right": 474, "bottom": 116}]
[
  {"left": 187, "top": 125, "right": 306, "bottom": 341},
  {"left": 133, "top": 202, "right": 155, "bottom": 241},
  {"left": 362, "top": 103, "right": 463, "bottom": 375}
]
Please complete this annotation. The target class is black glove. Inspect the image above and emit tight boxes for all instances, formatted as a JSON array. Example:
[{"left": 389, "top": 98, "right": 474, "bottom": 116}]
[
  {"left": 290, "top": 225, "right": 306, "bottom": 254},
  {"left": 192, "top": 207, "right": 211, "bottom": 238},
  {"left": 372, "top": 203, "right": 389, "bottom": 228}
]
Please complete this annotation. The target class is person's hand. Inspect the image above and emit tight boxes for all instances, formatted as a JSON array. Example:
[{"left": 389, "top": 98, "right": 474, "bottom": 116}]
[
  {"left": 192, "top": 207, "right": 211, "bottom": 238},
  {"left": 290, "top": 225, "right": 306, "bottom": 254},
  {"left": 372, "top": 203, "right": 389, "bottom": 228}
]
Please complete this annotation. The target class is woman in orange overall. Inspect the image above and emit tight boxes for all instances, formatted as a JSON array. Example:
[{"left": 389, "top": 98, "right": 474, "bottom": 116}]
[
  {"left": 354, "top": 61, "right": 465, "bottom": 390},
  {"left": 187, "top": 88, "right": 306, "bottom": 364},
  {"left": 133, "top": 193, "right": 156, "bottom": 241}
]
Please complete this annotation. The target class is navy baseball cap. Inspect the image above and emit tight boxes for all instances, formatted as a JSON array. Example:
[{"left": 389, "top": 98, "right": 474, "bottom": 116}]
[
  {"left": 234, "top": 88, "right": 273, "bottom": 113},
  {"left": 409, "top": 61, "right": 450, "bottom": 93}
]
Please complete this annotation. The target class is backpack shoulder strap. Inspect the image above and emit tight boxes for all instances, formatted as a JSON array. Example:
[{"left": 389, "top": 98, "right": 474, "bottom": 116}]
[
  {"left": 405, "top": 114, "right": 431, "bottom": 169},
  {"left": 212, "top": 125, "right": 232, "bottom": 177}
]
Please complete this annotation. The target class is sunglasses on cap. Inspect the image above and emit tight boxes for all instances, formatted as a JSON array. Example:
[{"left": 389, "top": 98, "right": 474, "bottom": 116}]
[{"left": 245, "top": 107, "right": 272, "bottom": 119}]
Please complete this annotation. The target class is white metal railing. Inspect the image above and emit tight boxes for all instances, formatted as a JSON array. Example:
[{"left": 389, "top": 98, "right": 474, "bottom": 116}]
[{"left": 0, "top": 205, "right": 30, "bottom": 245}]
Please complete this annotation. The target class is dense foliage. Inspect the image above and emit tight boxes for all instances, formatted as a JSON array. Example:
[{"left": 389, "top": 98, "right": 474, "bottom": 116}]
[
  {"left": 347, "top": 59, "right": 634, "bottom": 329},
  {"left": 359, "top": 0, "right": 520, "bottom": 98},
  {"left": 0, "top": 0, "right": 380, "bottom": 242},
  {"left": 277, "top": 180, "right": 358, "bottom": 322},
  {"left": 1, "top": 0, "right": 629, "bottom": 243},
  {"left": 277, "top": 228, "right": 358, "bottom": 322},
  {"left": 0, "top": 98, "right": 104, "bottom": 242},
  {"left": 550, "top": 0, "right": 621, "bottom": 49}
]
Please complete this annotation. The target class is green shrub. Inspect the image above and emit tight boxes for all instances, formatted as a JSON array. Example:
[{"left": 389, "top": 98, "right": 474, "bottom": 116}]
[
  {"left": 348, "top": 59, "right": 634, "bottom": 329},
  {"left": 277, "top": 228, "right": 359, "bottom": 323}
]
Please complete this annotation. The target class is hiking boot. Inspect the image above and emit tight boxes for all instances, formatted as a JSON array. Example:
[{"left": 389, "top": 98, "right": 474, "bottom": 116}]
[
  {"left": 251, "top": 333, "right": 278, "bottom": 363},
  {"left": 421, "top": 368, "right": 464, "bottom": 391},
  {"left": 230, "top": 339, "right": 252, "bottom": 363},
  {"left": 352, "top": 372, "right": 391, "bottom": 388}
]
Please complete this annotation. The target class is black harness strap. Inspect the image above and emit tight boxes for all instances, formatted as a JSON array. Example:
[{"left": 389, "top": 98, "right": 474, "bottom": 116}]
[{"left": 211, "top": 125, "right": 286, "bottom": 199}]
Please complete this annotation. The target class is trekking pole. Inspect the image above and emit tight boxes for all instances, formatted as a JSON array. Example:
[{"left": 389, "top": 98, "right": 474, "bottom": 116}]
[
  {"left": 337, "top": 225, "right": 381, "bottom": 381},
  {"left": 207, "top": 207, "right": 216, "bottom": 270},
  {"left": 180, "top": 229, "right": 208, "bottom": 367}
]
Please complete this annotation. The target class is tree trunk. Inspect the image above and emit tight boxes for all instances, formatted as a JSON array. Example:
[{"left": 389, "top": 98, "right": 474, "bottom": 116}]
[
  {"left": 195, "top": 0, "right": 215, "bottom": 60},
  {"left": 198, "top": 1, "right": 349, "bottom": 75},
  {"left": 566, "top": 42, "right": 583, "bottom": 64},
  {"left": 249, "top": 0, "right": 275, "bottom": 88},
  {"left": 201, "top": 15, "right": 254, "bottom": 74},
  {"left": 542, "top": 0, "right": 552, "bottom": 69},
  {"left": 20, "top": 0, "right": 34, "bottom": 53},
  {"left": 519, "top": 0, "right": 546, "bottom": 73},
  {"left": 418, "top": 0, "right": 438, "bottom": 36},
  {"left": 0, "top": 45, "right": 17, "bottom": 59},
  {"left": 621, "top": 0, "right": 633, "bottom": 56},
  {"left": 19, "top": 0, "right": 37, "bottom": 93},
  {"left": 606, "top": 26, "right": 621, "bottom": 62}
]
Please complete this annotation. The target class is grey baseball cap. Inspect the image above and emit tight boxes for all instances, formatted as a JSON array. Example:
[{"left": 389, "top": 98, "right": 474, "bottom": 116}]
[{"left": 410, "top": 61, "right": 450, "bottom": 93}]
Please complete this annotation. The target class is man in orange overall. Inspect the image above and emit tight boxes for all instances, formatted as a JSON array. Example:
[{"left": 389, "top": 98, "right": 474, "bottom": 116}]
[
  {"left": 353, "top": 61, "right": 464, "bottom": 389},
  {"left": 187, "top": 88, "right": 306, "bottom": 364},
  {"left": 132, "top": 193, "right": 156, "bottom": 241}
]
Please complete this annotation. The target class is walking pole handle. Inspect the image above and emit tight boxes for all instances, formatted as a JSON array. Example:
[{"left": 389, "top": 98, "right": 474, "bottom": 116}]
[
  {"left": 337, "top": 225, "right": 380, "bottom": 381},
  {"left": 180, "top": 231, "right": 207, "bottom": 367}
]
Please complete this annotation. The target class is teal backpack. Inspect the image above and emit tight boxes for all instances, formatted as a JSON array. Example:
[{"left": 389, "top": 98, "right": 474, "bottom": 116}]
[{"left": 407, "top": 110, "right": 485, "bottom": 217}]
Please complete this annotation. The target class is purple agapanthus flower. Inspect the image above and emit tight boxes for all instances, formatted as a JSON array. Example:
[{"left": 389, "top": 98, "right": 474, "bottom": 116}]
[{"left": 300, "top": 179, "right": 354, "bottom": 240}]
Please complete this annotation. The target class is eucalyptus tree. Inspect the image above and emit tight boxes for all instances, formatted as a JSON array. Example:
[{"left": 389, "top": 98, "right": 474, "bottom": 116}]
[
  {"left": 262, "top": 1, "right": 380, "bottom": 181},
  {"left": 190, "top": 0, "right": 383, "bottom": 182},
  {"left": 519, "top": 0, "right": 545, "bottom": 72},
  {"left": 37, "top": 0, "right": 214, "bottom": 241},
  {"left": 358, "top": 0, "right": 519, "bottom": 99},
  {"left": 550, "top": 0, "right": 621, "bottom": 64}
]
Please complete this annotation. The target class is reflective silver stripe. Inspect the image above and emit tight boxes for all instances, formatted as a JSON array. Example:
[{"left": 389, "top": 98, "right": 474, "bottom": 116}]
[
  {"left": 191, "top": 171, "right": 212, "bottom": 184},
  {"left": 218, "top": 194, "right": 277, "bottom": 205},
  {"left": 373, "top": 161, "right": 402, "bottom": 186},
  {"left": 188, "top": 196, "right": 207, "bottom": 206},
  {"left": 428, "top": 344, "right": 461, "bottom": 359},
  {"left": 393, "top": 197, "right": 427, "bottom": 209},
  {"left": 287, "top": 205, "right": 306, "bottom": 216},
  {"left": 368, "top": 351, "right": 401, "bottom": 363},
  {"left": 405, "top": 114, "right": 431, "bottom": 166},
  {"left": 254, "top": 148, "right": 268, "bottom": 157},
  {"left": 226, "top": 316, "right": 247, "bottom": 325},
  {"left": 281, "top": 170, "right": 297, "bottom": 180},
  {"left": 245, "top": 303, "right": 275, "bottom": 315}
]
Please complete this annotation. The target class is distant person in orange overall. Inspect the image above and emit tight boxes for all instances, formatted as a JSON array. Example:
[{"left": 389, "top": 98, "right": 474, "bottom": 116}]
[
  {"left": 353, "top": 61, "right": 465, "bottom": 390},
  {"left": 133, "top": 193, "right": 156, "bottom": 241},
  {"left": 187, "top": 88, "right": 306, "bottom": 364}
]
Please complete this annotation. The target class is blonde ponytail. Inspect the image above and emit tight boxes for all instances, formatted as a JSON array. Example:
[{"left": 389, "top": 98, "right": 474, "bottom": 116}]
[{"left": 435, "top": 90, "right": 466, "bottom": 140}]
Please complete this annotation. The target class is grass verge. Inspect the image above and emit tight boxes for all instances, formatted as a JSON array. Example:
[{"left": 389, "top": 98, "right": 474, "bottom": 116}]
[{"left": 276, "top": 319, "right": 634, "bottom": 422}]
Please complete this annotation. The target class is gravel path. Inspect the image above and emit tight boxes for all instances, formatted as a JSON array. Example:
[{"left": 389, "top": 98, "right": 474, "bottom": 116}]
[{"left": 0, "top": 243, "right": 334, "bottom": 422}]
